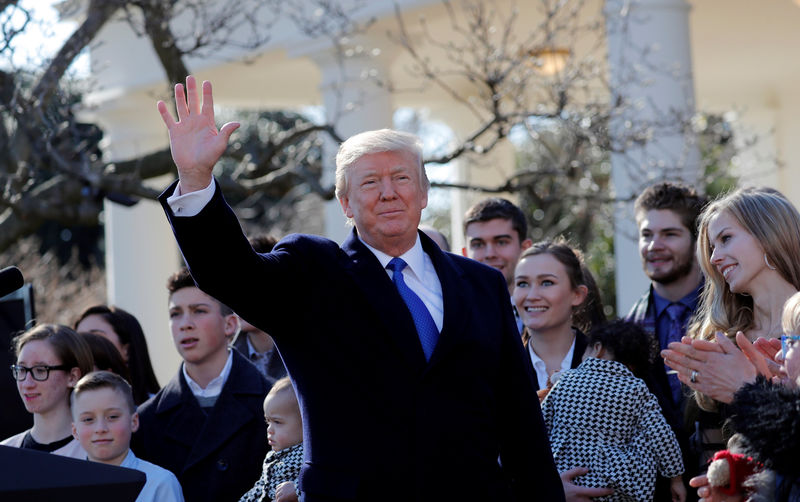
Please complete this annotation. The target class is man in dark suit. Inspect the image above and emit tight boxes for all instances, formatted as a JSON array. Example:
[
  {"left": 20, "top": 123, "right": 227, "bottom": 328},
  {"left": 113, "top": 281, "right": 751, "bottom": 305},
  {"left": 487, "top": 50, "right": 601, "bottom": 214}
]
[{"left": 156, "top": 75, "right": 564, "bottom": 501}]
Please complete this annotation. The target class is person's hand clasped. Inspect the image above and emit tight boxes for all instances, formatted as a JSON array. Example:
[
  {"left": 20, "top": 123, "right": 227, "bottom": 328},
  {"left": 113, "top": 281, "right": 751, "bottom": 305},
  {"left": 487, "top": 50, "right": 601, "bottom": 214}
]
[
  {"left": 661, "top": 333, "right": 757, "bottom": 404},
  {"left": 561, "top": 467, "right": 614, "bottom": 502},
  {"left": 156, "top": 75, "right": 240, "bottom": 193}
]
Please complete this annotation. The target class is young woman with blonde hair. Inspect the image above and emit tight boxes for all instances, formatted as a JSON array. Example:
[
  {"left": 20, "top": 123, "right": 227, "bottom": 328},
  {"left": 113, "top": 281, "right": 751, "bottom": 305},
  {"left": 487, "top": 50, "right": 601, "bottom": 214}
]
[{"left": 663, "top": 187, "right": 800, "bottom": 405}]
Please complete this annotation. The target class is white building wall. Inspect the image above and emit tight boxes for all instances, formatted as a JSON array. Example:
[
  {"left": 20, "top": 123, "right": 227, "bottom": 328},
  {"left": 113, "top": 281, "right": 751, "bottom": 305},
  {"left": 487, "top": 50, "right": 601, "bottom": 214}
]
[{"left": 605, "top": 0, "right": 700, "bottom": 312}]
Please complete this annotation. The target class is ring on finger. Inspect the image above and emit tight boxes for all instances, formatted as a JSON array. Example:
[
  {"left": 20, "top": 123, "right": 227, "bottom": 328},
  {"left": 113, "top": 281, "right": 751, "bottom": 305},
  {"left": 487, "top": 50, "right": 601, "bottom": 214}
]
[{"left": 690, "top": 369, "right": 699, "bottom": 383}]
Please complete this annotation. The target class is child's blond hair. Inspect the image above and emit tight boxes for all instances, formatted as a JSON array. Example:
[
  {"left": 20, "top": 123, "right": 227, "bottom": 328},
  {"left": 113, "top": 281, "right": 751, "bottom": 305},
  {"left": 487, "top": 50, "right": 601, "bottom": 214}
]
[
  {"left": 266, "top": 377, "right": 298, "bottom": 408},
  {"left": 782, "top": 292, "right": 800, "bottom": 335}
]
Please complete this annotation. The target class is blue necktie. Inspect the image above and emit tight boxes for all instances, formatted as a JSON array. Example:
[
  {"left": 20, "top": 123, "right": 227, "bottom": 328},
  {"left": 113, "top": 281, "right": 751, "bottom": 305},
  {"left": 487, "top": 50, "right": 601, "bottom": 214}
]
[
  {"left": 387, "top": 258, "right": 439, "bottom": 360},
  {"left": 665, "top": 303, "right": 688, "bottom": 345},
  {"left": 665, "top": 302, "right": 689, "bottom": 402}
]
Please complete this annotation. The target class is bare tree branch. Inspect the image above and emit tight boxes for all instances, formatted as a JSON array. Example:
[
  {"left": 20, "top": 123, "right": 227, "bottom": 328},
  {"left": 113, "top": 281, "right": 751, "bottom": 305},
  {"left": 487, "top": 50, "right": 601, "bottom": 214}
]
[
  {"left": 31, "top": 0, "right": 121, "bottom": 112},
  {"left": 136, "top": 0, "right": 189, "bottom": 85}
]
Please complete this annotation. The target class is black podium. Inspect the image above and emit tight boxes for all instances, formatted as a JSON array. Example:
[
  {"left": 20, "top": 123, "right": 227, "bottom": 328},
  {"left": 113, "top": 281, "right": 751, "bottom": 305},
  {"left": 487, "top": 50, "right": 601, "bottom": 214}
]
[
  {"left": 0, "top": 284, "right": 35, "bottom": 439},
  {"left": 0, "top": 445, "right": 145, "bottom": 501}
]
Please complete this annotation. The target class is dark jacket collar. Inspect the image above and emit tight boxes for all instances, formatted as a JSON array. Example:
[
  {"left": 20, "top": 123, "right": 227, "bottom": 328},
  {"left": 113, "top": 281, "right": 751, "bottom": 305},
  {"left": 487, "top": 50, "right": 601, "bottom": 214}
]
[{"left": 154, "top": 349, "right": 266, "bottom": 414}]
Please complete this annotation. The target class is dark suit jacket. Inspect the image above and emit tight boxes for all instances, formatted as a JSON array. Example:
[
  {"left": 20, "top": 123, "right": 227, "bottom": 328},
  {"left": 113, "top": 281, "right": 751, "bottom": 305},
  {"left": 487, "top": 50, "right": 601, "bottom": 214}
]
[
  {"left": 231, "top": 333, "right": 288, "bottom": 386},
  {"left": 132, "top": 349, "right": 269, "bottom": 502},
  {"left": 159, "top": 181, "right": 564, "bottom": 502}
]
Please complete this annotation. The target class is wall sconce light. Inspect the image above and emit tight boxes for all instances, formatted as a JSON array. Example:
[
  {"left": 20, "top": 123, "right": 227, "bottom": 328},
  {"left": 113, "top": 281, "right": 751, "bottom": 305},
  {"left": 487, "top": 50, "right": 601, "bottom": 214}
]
[{"left": 527, "top": 48, "right": 570, "bottom": 76}]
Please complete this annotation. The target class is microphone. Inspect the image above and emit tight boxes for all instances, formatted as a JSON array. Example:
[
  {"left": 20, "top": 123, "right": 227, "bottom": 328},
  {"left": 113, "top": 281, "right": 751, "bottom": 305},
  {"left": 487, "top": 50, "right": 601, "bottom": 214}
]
[{"left": 0, "top": 266, "right": 24, "bottom": 298}]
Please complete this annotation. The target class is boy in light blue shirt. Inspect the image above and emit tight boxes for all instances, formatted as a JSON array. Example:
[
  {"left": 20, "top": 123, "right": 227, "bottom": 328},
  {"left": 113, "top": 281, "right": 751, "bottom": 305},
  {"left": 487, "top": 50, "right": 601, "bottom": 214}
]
[{"left": 71, "top": 371, "right": 184, "bottom": 501}]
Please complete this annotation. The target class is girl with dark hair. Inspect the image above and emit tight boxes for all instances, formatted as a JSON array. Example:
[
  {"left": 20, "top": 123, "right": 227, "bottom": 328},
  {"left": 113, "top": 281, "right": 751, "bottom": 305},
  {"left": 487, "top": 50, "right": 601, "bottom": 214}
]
[
  {"left": 75, "top": 305, "right": 160, "bottom": 404},
  {"left": 1, "top": 324, "right": 94, "bottom": 458},
  {"left": 512, "top": 238, "right": 606, "bottom": 395},
  {"left": 542, "top": 320, "right": 686, "bottom": 502},
  {"left": 78, "top": 331, "right": 131, "bottom": 382}
]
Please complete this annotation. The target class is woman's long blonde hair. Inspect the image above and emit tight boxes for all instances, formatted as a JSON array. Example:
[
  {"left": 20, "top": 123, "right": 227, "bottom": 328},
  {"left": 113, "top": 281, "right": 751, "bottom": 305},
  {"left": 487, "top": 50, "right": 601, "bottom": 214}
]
[
  {"left": 690, "top": 188, "right": 800, "bottom": 410},
  {"left": 690, "top": 188, "right": 800, "bottom": 344}
]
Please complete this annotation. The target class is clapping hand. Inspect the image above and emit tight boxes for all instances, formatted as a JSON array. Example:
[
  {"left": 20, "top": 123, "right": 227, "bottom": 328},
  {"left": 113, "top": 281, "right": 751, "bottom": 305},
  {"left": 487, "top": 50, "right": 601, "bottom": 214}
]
[
  {"left": 661, "top": 333, "right": 757, "bottom": 404},
  {"left": 737, "top": 333, "right": 785, "bottom": 382}
]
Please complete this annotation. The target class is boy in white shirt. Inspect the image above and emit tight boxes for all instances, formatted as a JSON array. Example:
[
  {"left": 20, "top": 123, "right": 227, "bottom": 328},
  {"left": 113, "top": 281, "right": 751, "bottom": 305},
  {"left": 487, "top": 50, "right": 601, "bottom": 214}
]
[{"left": 71, "top": 371, "right": 184, "bottom": 501}]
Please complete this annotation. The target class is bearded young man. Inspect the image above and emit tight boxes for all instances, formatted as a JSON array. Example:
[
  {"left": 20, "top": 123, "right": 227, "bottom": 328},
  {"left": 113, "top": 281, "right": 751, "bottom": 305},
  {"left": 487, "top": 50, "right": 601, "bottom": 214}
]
[{"left": 626, "top": 182, "right": 707, "bottom": 502}]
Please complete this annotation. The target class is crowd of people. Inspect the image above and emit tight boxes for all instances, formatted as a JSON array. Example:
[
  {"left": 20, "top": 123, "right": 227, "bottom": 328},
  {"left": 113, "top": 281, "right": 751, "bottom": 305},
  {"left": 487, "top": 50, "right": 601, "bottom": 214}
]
[{"left": 3, "top": 75, "right": 800, "bottom": 502}]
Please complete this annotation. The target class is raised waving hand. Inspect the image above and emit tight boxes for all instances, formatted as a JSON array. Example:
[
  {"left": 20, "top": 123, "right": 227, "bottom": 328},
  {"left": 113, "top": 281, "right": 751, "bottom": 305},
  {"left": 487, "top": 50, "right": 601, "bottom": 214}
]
[{"left": 157, "top": 75, "right": 240, "bottom": 193}]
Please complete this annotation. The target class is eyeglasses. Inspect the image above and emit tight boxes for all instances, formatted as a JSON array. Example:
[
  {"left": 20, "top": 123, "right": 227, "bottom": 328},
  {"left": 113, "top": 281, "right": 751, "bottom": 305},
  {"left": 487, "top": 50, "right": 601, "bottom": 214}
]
[
  {"left": 10, "top": 364, "right": 70, "bottom": 382},
  {"left": 782, "top": 335, "right": 800, "bottom": 354}
]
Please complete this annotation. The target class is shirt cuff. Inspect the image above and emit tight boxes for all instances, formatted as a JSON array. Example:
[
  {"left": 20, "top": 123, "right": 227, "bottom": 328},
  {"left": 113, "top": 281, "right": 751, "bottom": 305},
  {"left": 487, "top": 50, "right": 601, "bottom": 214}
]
[{"left": 166, "top": 179, "right": 215, "bottom": 217}]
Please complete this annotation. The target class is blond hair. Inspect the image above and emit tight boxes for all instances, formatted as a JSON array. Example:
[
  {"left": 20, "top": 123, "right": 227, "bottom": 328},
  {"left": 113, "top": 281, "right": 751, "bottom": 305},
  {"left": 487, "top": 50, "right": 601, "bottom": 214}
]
[
  {"left": 782, "top": 291, "right": 800, "bottom": 335},
  {"left": 265, "top": 376, "right": 299, "bottom": 413},
  {"left": 690, "top": 188, "right": 800, "bottom": 342},
  {"left": 690, "top": 188, "right": 800, "bottom": 410},
  {"left": 334, "top": 129, "right": 428, "bottom": 202}
]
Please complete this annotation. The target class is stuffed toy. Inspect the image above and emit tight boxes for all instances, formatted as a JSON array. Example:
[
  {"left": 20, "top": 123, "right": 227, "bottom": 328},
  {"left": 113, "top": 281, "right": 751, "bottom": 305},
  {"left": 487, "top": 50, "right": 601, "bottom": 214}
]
[{"left": 706, "top": 450, "right": 761, "bottom": 496}]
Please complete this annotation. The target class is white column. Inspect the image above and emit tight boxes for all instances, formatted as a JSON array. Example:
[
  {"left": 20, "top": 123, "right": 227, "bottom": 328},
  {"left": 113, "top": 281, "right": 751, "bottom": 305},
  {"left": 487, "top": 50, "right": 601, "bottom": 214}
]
[
  {"left": 605, "top": 0, "right": 700, "bottom": 312},
  {"left": 302, "top": 38, "right": 395, "bottom": 243},
  {"left": 87, "top": 97, "right": 182, "bottom": 386},
  {"left": 774, "top": 89, "right": 800, "bottom": 205}
]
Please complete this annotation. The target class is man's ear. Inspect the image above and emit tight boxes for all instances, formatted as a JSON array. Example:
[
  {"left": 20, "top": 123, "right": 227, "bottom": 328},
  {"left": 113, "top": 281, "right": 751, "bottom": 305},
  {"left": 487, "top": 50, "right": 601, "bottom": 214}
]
[
  {"left": 72, "top": 422, "right": 78, "bottom": 441},
  {"left": 130, "top": 412, "right": 139, "bottom": 433},
  {"left": 223, "top": 314, "right": 239, "bottom": 338},
  {"left": 521, "top": 238, "right": 533, "bottom": 251},
  {"left": 339, "top": 195, "right": 353, "bottom": 219}
]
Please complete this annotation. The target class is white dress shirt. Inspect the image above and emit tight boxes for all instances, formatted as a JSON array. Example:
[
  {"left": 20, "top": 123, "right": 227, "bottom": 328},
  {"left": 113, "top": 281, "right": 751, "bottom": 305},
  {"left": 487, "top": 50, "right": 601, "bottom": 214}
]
[
  {"left": 182, "top": 349, "right": 233, "bottom": 398},
  {"left": 166, "top": 179, "right": 216, "bottom": 216},
  {"left": 528, "top": 337, "right": 576, "bottom": 390}
]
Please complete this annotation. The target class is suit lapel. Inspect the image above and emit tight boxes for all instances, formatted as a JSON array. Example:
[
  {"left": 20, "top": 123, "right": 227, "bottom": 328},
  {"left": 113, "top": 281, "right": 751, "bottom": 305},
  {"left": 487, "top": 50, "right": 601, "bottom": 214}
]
[
  {"left": 422, "top": 235, "right": 468, "bottom": 368},
  {"left": 341, "top": 229, "right": 427, "bottom": 372},
  {"left": 158, "top": 372, "right": 208, "bottom": 453}
]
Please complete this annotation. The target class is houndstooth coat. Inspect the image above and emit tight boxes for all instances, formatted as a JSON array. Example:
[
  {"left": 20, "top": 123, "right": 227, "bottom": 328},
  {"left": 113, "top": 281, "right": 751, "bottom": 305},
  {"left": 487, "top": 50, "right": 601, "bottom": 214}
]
[
  {"left": 239, "top": 443, "right": 303, "bottom": 502},
  {"left": 541, "top": 358, "right": 684, "bottom": 502}
]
